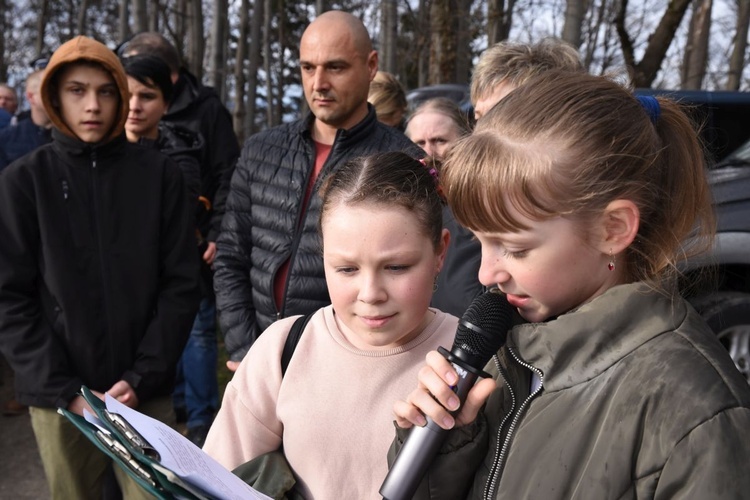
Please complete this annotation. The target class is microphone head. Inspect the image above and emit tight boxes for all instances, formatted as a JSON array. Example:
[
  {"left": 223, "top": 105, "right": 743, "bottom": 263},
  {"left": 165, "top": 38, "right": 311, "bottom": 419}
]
[{"left": 452, "top": 291, "right": 513, "bottom": 368}]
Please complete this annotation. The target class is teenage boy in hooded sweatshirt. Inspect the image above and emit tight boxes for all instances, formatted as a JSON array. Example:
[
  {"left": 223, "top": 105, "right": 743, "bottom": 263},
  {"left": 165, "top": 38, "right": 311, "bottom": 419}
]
[{"left": 0, "top": 36, "right": 200, "bottom": 499}]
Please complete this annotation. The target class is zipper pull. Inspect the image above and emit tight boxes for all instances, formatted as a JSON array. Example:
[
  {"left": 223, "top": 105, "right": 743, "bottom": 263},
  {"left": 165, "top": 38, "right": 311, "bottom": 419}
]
[
  {"left": 62, "top": 180, "right": 69, "bottom": 200},
  {"left": 91, "top": 150, "right": 97, "bottom": 169}
]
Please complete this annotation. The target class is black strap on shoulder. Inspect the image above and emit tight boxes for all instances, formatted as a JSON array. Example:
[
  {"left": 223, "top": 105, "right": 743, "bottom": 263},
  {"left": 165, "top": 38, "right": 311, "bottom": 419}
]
[{"left": 281, "top": 313, "right": 314, "bottom": 377}]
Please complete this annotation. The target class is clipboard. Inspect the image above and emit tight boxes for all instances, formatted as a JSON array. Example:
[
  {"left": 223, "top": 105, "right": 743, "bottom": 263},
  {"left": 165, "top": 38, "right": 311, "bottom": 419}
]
[{"left": 58, "top": 386, "right": 210, "bottom": 500}]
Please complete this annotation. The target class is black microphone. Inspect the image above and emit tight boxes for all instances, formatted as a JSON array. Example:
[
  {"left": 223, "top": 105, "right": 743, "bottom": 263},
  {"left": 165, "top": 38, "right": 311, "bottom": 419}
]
[{"left": 380, "top": 291, "right": 513, "bottom": 500}]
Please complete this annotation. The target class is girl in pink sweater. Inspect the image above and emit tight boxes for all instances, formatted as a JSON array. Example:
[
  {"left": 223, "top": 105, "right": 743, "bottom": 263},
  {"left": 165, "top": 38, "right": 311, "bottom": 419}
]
[{"left": 204, "top": 152, "right": 460, "bottom": 499}]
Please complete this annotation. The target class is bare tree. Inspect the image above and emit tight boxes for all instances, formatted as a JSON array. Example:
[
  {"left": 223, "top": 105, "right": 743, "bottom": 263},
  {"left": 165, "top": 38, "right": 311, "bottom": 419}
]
[
  {"left": 379, "top": 0, "right": 398, "bottom": 74},
  {"left": 616, "top": 0, "right": 692, "bottom": 87},
  {"left": 429, "top": 0, "right": 460, "bottom": 84},
  {"left": 118, "top": 0, "right": 129, "bottom": 42},
  {"left": 132, "top": 0, "right": 148, "bottom": 33},
  {"left": 35, "top": 0, "right": 49, "bottom": 57},
  {"left": 726, "top": 0, "right": 750, "bottom": 90},
  {"left": 263, "top": 0, "right": 276, "bottom": 126},
  {"left": 681, "top": 0, "right": 712, "bottom": 89},
  {"left": 245, "top": 0, "right": 264, "bottom": 135},
  {"left": 187, "top": 0, "right": 204, "bottom": 79},
  {"left": 76, "top": 0, "right": 89, "bottom": 35},
  {"left": 562, "top": 0, "right": 588, "bottom": 48},
  {"left": 209, "top": 0, "right": 228, "bottom": 97},
  {"left": 233, "top": 0, "right": 250, "bottom": 140},
  {"left": 0, "top": 0, "right": 6, "bottom": 81}
]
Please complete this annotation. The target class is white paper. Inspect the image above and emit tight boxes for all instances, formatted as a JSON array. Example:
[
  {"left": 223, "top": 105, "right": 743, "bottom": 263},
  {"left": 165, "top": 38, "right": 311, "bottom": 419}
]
[{"left": 104, "top": 394, "right": 271, "bottom": 500}]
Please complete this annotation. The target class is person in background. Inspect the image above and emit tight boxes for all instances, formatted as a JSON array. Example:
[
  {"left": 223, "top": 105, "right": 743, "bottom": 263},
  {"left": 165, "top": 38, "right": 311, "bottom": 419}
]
[
  {"left": 122, "top": 55, "right": 202, "bottom": 204},
  {"left": 213, "top": 10, "right": 423, "bottom": 370},
  {"left": 0, "top": 108, "right": 10, "bottom": 130},
  {"left": 420, "top": 37, "right": 586, "bottom": 318},
  {"left": 471, "top": 37, "right": 584, "bottom": 120},
  {"left": 0, "top": 68, "right": 54, "bottom": 418},
  {"left": 0, "top": 36, "right": 200, "bottom": 500},
  {"left": 405, "top": 97, "right": 471, "bottom": 162},
  {"left": 0, "top": 83, "right": 19, "bottom": 117},
  {"left": 122, "top": 32, "right": 240, "bottom": 444},
  {"left": 204, "top": 152, "right": 455, "bottom": 499},
  {"left": 368, "top": 70, "right": 408, "bottom": 130},
  {"left": 122, "top": 54, "right": 211, "bottom": 446},
  {"left": 391, "top": 71, "right": 750, "bottom": 499},
  {"left": 0, "top": 69, "right": 53, "bottom": 170},
  {"left": 404, "top": 96, "right": 478, "bottom": 318}
]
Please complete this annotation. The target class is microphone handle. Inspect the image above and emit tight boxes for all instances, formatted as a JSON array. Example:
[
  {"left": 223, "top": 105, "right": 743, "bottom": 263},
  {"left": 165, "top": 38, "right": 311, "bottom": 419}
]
[{"left": 380, "top": 358, "right": 480, "bottom": 500}]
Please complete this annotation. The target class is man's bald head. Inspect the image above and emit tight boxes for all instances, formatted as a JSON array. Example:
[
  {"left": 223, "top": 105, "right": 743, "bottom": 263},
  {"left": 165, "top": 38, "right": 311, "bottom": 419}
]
[
  {"left": 301, "top": 10, "right": 373, "bottom": 59},
  {"left": 299, "top": 10, "right": 378, "bottom": 142}
]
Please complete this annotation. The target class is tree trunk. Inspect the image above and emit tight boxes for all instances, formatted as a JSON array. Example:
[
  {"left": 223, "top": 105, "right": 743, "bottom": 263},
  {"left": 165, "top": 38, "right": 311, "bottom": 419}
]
[
  {"left": 487, "top": 0, "right": 504, "bottom": 46},
  {"left": 209, "top": 0, "right": 228, "bottom": 96},
  {"left": 616, "top": 0, "right": 692, "bottom": 87},
  {"left": 263, "top": 0, "right": 275, "bottom": 127},
  {"left": 245, "top": 0, "right": 263, "bottom": 135},
  {"left": 76, "top": 0, "right": 89, "bottom": 35},
  {"left": 562, "top": 0, "right": 587, "bottom": 48},
  {"left": 681, "top": 0, "right": 712, "bottom": 90},
  {"left": 149, "top": 0, "right": 160, "bottom": 32},
  {"left": 455, "top": 1, "right": 472, "bottom": 84},
  {"left": 316, "top": 0, "right": 327, "bottom": 15},
  {"left": 274, "top": 0, "right": 284, "bottom": 125},
  {"left": 233, "top": 0, "right": 250, "bottom": 140},
  {"left": 417, "top": 0, "right": 429, "bottom": 87},
  {"left": 429, "top": 0, "right": 459, "bottom": 84},
  {"left": 0, "top": 0, "right": 6, "bottom": 81},
  {"left": 187, "top": 0, "right": 205, "bottom": 79},
  {"left": 118, "top": 0, "right": 129, "bottom": 42},
  {"left": 132, "top": 0, "right": 148, "bottom": 33},
  {"left": 34, "top": 0, "right": 49, "bottom": 57},
  {"left": 380, "top": 0, "right": 397, "bottom": 74},
  {"left": 726, "top": 0, "right": 750, "bottom": 90}
]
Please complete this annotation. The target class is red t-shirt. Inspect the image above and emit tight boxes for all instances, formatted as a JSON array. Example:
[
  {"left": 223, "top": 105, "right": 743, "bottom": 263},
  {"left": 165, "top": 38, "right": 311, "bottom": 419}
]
[{"left": 273, "top": 141, "right": 332, "bottom": 309}]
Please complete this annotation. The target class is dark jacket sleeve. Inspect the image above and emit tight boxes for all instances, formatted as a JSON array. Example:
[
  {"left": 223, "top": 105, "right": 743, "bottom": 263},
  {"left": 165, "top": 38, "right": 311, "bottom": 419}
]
[
  {"left": 387, "top": 417, "right": 489, "bottom": 500},
  {"left": 0, "top": 167, "right": 83, "bottom": 408},
  {"left": 213, "top": 145, "right": 259, "bottom": 362},
  {"left": 199, "top": 95, "right": 240, "bottom": 242},
  {"left": 121, "top": 159, "right": 201, "bottom": 399}
]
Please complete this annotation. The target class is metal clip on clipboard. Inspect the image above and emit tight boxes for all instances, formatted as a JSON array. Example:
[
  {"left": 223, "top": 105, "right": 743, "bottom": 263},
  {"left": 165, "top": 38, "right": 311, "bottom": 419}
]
[
  {"left": 94, "top": 429, "right": 158, "bottom": 488},
  {"left": 102, "top": 409, "right": 161, "bottom": 461}
]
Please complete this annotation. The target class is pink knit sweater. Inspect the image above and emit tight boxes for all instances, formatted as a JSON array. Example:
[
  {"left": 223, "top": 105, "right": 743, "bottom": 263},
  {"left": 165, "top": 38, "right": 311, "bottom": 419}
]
[{"left": 203, "top": 305, "right": 458, "bottom": 499}]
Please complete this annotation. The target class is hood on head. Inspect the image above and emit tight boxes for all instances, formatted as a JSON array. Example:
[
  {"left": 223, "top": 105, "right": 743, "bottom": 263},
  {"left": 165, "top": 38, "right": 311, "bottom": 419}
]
[{"left": 40, "top": 36, "right": 129, "bottom": 143}]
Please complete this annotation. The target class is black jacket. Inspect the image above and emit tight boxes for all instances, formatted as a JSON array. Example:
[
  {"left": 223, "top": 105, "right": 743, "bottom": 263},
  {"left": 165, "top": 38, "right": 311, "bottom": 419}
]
[
  {"left": 214, "top": 106, "right": 424, "bottom": 361},
  {"left": 138, "top": 121, "right": 203, "bottom": 204},
  {"left": 164, "top": 69, "right": 240, "bottom": 242},
  {"left": 0, "top": 130, "right": 201, "bottom": 408}
]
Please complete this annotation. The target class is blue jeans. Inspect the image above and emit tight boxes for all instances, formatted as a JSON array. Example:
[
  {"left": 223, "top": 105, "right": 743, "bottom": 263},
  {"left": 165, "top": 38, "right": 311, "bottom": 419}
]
[{"left": 174, "top": 297, "right": 219, "bottom": 428}]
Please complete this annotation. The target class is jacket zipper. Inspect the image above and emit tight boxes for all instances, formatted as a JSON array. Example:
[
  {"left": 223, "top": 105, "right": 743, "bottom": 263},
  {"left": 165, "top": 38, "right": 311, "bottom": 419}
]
[
  {"left": 276, "top": 131, "right": 342, "bottom": 320},
  {"left": 484, "top": 348, "right": 544, "bottom": 500},
  {"left": 61, "top": 180, "right": 69, "bottom": 200},
  {"left": 90, "top": 150, "right": 114, "bottom": 382}
]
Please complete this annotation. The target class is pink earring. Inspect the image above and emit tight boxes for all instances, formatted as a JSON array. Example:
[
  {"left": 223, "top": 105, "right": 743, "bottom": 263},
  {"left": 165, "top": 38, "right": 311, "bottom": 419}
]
[{"left": 607, "top": 250, "right": 615, "bottom": 271}]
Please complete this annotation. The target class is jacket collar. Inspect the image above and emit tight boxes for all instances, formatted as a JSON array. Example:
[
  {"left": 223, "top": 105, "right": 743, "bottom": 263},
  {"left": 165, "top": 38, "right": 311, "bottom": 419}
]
[
  {"left": 52, "top": 127, "right": 129, "bottom": 160},
  {"left": 508, "top": 283, "right": 687, "bottom": 392},
  {"left": 295, "top": 104, "right": 379, "bottom": 147}
]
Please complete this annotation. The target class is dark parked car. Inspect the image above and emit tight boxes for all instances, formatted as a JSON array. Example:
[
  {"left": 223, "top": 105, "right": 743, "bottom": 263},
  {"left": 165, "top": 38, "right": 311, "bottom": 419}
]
[{"left": 407, "top": 84, "right": 750, "bottom": 383}]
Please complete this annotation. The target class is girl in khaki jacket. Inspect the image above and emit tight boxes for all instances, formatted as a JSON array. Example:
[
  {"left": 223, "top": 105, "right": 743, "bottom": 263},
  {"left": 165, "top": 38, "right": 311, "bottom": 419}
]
[{"left": 390, "top": 71, "right": 750, "bottom": 499}]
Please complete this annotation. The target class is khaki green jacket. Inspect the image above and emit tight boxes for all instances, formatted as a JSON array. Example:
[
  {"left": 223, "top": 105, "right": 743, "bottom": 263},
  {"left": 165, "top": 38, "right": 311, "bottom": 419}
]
[{"left": 391, "top": 283, "right": 750, "bottom": 499}]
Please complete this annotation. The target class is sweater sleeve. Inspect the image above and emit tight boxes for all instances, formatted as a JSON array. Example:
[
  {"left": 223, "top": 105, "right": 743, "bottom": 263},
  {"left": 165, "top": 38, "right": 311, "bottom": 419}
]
[
  {"left": 203, "top": 317, "right": 296, "bottom": 469},
  {"left": 213, "top": 142, "right": 260, "bottom": 362}
]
